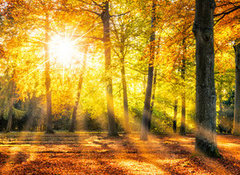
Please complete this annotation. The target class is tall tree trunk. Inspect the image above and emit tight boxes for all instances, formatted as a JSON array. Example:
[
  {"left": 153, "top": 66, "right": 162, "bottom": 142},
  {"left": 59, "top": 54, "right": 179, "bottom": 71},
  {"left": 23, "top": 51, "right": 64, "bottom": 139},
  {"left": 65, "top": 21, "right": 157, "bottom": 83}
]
[
  {"left": 6, "top": 97, "right": 13, "bottom": 132},
  {"left": 233, "top": 41, "right": 240, "bottom": 135},
  {"left": 24, "top": 96, "right": 35, "bottom": 131},
  {"left": 140, "top": 0, "right": 156, "bottom": 140},
  {"left": 6, "top": 71, "right": 15, "bottom": 132},
  {"left": 101, "top": 1, "right": 118, "bottom": 136},
  {"left": 180, "top": 39, "right": 186, "bottom": 135},
  {"left": 120, "top": 48, "right": 130, "bottom": 132},
  {"left": 69, "top": 47, "right": 88, "bottom": 132},
  {"left": 45, "top": 11, "right": 54, "bottom": 134},
  {"left": 149, "top": 68, "right": 157, "bottom": 131},
  {"left": 219, "top": 79, "right": 223, "bottom": 114},
  {"left": 193, "top": 0, "right": 220, "bottom": 157},
  {"left": 173, "top": 99, "right": 178, "bottom": 133},
  {"left": 143, "top": 76, "right": 147, "bottom": 93},
  {"left": 218, "top": 79, "right": 223, "bottom": 132},
  {"left": 219, "top": 94, "right": 222, "bottom": 114},
  {"left": 6, "top": 106, "right": 13, "bottom": 132},
  {"left": 149, "top": 36, "right": 161, "bottom": 131}
]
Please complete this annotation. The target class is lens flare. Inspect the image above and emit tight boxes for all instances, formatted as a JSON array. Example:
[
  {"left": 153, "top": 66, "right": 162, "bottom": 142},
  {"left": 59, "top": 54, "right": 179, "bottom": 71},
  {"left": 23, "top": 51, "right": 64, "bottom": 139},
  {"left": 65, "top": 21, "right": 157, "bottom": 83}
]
[{"left": 49, "top": 35, "right": 77, "bottom": 65}]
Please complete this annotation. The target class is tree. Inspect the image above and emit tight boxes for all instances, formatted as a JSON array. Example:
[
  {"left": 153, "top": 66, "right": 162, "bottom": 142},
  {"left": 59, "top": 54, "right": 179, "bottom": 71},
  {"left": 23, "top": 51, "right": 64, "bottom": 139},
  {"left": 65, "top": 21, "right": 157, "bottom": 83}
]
[
  {"left": 173, "top": 99, "right": 178, "bottom": 133},
  {"left": 75, "top": 0, "right": 119, "bottom": 136},
  {"left": 150, "top": 68, "right": 157, "bottom": 130},
  {"left": 180, "top": 39, "right": 186, "bottom": 135},
  {"left": 233, "top": 40, "right": 240, "bottom": 135},
  {"left": 101, "top": 1, "right": 118, "bottom": 136},
  {"left": 140, "top": 0, "right": 156, "bottom": 140},
  {"left": 0, "top": 1, "right": 26, "bottom": 132},
  {"left": 44, "top": 9, "right": 54, "bottom": 134},
  {"left": 5, "top": 71, "right": 15, "bottom": 132},
  {"left": 193, "top": 0, "right": 220, "bottom": 157},
  {"left": 112, "top": 9, "right": 133, "bottom": 132},
  {"left": 69, "top": 46, "right": 88, "bottom": 132},
  {"left": 112, "top": 23, "right": 130, "bottom": 132},
  {"left": 158, "top": 0, "right": 195, "bottom": 135}
]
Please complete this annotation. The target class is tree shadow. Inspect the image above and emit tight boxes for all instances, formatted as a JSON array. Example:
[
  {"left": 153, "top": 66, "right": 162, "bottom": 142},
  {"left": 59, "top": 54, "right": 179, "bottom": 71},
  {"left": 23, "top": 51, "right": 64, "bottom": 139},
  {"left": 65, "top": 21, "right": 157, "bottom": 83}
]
[
  {"left": 0, "top": 152, "right": 9, "bottom": 168},
  {"left": 216, "top": 152, "right": 240, "bottom": 174},
  {"left": 2, "top": 133, "right": 240, "bottom": 174}
]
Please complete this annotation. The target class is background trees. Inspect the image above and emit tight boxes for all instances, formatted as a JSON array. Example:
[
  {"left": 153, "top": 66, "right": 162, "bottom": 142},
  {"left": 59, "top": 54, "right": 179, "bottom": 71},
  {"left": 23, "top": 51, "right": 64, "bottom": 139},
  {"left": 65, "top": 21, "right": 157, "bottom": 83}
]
[{"left": 0, "top": 0, "right": 239, "bottom": 157}]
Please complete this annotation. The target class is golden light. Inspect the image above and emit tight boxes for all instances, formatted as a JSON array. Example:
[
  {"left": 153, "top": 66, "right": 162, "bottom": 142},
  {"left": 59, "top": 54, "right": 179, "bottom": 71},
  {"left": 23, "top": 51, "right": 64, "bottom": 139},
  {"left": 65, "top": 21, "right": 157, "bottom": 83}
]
[{"left": 49, "top": 35, "right": 78, "bottom": 66}]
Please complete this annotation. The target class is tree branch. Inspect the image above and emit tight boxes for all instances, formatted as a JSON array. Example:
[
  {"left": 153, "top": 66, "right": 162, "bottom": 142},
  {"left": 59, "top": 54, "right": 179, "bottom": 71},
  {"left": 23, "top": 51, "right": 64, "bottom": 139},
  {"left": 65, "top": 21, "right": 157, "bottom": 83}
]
[
  {"left": 79, "top": 7, "right": 101, "bottom": 16},
  {"left": 216, "top": 1, "right": 240, "bottom": 8},
  {"left": 111, "top": 11, "right": 130, "bottom": 17},
  {"left": 78, "top": 0, "right": 94, "bottom": 6},
  {"left": 215, "top": 5, "right": 240, "bottom": 17},
  {"left": 92, "top": 0, "right": 103, "bottom": 8},
  {"left": 78, "top": 0, "right": 103, "bottom": 8},
  {"left": 214, "top": 5, "right": 240, "bottom": 24}
]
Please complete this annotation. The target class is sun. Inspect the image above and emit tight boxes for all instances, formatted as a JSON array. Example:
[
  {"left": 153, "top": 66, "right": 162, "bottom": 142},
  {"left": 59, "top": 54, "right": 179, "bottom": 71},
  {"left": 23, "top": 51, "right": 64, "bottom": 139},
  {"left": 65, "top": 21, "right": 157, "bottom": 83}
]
[{"left": 49, "top": 35, "right": 78, "bottom": 65}]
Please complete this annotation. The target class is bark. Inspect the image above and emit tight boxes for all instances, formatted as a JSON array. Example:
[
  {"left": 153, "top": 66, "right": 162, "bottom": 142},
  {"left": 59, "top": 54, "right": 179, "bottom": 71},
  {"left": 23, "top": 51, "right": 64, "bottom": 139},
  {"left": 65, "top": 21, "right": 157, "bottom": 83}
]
[
  {"left": 143, "top": 76, "right": 147, "bottom": 93},
  {"left": 6, "top": 107, "right": 13, "bottom": 132},
  {"left": 45, "top": 11, "right": 54, "bottom": 134},
  {"left": 149, "top": 36, "right": 160, "bottom": 131},
  {"left": 173, "top": 99, "right": 178, "bottom": 133},
  {"left": 120, "top": 47, "right": 130, "bottom": 132},
  {"left": 180, "top": 39, "right": 186, "bottom": 135},
  {"left": 6, "top": 71, "right": 15, "bottom": 132},
  {"left": 69, "top": 47, "right": 88, "bottom": 132},
  {"left": 180, "top": 94, "right": 186, "bottom": 135},
  {"left": 149, "top": 68, "right": 157, "bottom": 131},
  {"left": 24, "top": 97, "right": 35, "bottom": 131},
  {"left": 233, "top": 41, "right": 240, "bottom": 135},
  {"left": 193, "top": 0, "right": 220, "bottom": 157},
  {"left": 219, "top": 94, "right": 223, "bottom": 114},
  {"left": 101, "top": 1, "right": 118, "bottom": 136},
  {"left": 140, "top": 0, "right": 156, "bottom": 140},
  {"left": 218, "top": 80, "right": 223, "bottom": 129}
]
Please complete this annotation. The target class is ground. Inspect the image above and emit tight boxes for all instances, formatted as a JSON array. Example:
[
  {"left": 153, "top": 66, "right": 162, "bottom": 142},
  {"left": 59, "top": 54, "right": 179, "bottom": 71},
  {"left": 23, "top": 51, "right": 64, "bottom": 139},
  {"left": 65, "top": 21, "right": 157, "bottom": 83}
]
[{"left": 0, "top": 132, "right": 239, "bottom": 174}]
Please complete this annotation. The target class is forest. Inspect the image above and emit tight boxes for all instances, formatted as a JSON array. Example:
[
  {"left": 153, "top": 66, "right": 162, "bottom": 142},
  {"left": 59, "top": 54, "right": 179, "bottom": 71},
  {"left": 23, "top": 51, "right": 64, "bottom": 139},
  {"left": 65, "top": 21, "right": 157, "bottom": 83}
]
[{"left": 0, "top": 0, "right": 240, "bottom": 174}]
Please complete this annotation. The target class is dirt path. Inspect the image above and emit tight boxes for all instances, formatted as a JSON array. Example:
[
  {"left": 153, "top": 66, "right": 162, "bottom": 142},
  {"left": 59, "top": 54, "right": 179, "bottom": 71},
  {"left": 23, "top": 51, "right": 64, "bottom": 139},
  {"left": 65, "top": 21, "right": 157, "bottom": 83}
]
[{"left": 0, "top": 132, "right": 239, "bottom": 174}]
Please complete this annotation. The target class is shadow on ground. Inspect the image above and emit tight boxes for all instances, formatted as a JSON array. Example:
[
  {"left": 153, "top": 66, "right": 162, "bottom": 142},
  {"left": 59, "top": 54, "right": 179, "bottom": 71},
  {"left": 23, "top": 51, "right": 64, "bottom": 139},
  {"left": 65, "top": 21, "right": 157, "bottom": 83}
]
[{"left": 0, "top": 132, "right": 239, "bottom": 174}]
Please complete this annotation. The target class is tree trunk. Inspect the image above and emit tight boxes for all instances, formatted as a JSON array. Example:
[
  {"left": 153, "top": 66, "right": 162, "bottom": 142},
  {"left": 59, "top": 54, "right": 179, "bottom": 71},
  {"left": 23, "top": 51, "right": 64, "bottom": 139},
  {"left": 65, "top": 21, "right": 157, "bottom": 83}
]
[
  {"left": 6, "top": 71, "right": 15, "bottom": 132},
  {"left": 6, "top": 100, "right": 13, "bottom": 132},
  {"left": 140, "top": 0, "right": 156, "bottom": 140},
  {"left": 24, "top": 96, "right": 35, "bottom": 131},
  {"left": 233, "top": 41, "right": 240, "bottom": 135},
  {"left": 218, "top": 79, "right": 223, "bottom": 131},
  {"left": 173, "top": 99, "right": 178, "bottom": 133},
  {"left": 180, "top": 39, "right": 186, "bottom": 135},
  {"left": 120, "top": 49, "right": 130, "bottom": 132},
  {"left": 149, "top": 68, "right": 157, "bottom": 131},
  {"left": 6, "top": 107, "right": 13, "bottom": 132},
  {"left": 101, "top": 1, "right": 118, "bottom": 136},
  {"left": 143, "top": 76, "right": 147, "bottom": 93},
  {"left": 44, "top": 11, "right": 54, "bottom": 134},
  {"left": 69, "top": 47, "right": 88, "bottom": 132},
  {"left": 149, "top": 36, "right": 160, "bottom": 131},
  {"left": 193, "top": 0, "right": 220, "bottom": 157},
  {"left": 180, "top": 94, "right": 186, "bottom": 135}
]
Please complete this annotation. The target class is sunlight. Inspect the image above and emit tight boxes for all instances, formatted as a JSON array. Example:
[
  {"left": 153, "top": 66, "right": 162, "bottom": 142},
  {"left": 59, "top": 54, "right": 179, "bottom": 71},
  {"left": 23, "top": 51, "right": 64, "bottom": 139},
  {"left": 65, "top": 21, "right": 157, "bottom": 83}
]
[{"left": 49, "top": 35, "right": 78, "bottom": 66}]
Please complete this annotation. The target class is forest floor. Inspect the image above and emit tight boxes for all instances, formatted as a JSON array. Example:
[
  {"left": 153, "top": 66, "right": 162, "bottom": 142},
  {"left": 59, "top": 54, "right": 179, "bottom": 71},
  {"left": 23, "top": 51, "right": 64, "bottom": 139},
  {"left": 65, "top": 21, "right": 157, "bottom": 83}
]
[{"left": 0, "top": 132, "right": 239, "bottom": 175}]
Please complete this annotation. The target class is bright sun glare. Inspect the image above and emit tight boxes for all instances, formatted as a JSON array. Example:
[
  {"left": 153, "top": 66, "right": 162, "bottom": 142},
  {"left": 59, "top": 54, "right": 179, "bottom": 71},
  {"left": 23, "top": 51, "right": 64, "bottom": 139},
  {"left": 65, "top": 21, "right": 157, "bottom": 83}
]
[{"left": 49, "top": 35, "right": 77, "bottom": 65}]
